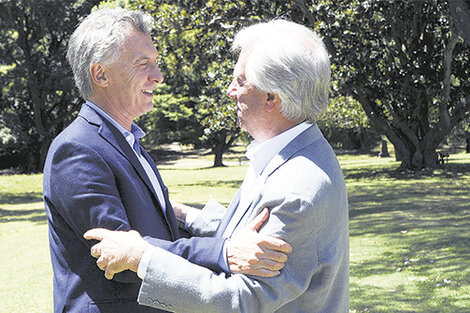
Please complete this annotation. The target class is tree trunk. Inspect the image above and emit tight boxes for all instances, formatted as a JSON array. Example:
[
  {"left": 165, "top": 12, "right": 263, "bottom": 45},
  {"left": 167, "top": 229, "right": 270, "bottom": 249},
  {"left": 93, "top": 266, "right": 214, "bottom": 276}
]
[
  {"left": 213, "top": 148, "right": 225, "bottom": 167},
  {"left": 212, "top": 131, "right": 227, "bottom": 167},
  {"left": 379, "top": 140, "right": 389, "bottom": 157},
  {"left": 39, "top": 137, "right": 51, "bottom": 171},
  {"left": 449, "top": 0, "right": 470, "bottom": 45},
  {"left": 389, "top": 136, "right": 441, "bottom": 169},
  {"left": 466, "top": 135, "right": 470, "bottom": 153},
  {"left": 211, "top": 130, "right": 239, "bottom": 167}
]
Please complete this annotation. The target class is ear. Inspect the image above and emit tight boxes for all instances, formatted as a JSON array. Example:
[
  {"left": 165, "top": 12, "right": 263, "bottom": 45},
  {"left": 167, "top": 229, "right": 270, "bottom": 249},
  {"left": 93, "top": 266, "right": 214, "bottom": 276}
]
[
  {"left": 265, "top": 92, "right": 281, "bottom": 112},
  {"left": 90, "top": 63, "right": 109, "bottom": 88}
]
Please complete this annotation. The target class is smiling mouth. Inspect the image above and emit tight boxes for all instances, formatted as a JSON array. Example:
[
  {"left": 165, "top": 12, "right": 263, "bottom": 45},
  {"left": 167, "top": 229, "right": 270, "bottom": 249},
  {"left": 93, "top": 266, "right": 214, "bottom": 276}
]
[{"left": 142, "top": 89, "right": 154, "bottom": 95}]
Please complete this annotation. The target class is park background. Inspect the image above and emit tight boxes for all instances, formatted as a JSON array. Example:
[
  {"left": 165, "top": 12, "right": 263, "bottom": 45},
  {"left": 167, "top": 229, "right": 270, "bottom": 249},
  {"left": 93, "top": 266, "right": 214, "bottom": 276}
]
[{"left": 1, "top": 0, "right": 469, "bottom": 312}]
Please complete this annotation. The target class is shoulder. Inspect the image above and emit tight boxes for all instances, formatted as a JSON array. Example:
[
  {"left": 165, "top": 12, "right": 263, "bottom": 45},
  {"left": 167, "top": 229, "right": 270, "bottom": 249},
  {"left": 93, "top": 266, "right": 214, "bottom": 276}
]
[
  {"left": 54, "top": 115, "right": 98, "bottom": 143},
  {"left": 44, "top": 117, "right": 108, "bottom": 172},
  {"left": 269, "top": 137, "right": 345, "bottom": 197}
]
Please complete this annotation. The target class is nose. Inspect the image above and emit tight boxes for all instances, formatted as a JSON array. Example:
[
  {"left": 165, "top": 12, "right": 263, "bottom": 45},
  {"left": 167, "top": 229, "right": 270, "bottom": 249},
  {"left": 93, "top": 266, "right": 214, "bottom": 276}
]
[
  {"left": 150, "top": 62, "right": 164, "bottom": 84},
  {"left": 226, "top": 80, "right": 236, "bottom": 98}
]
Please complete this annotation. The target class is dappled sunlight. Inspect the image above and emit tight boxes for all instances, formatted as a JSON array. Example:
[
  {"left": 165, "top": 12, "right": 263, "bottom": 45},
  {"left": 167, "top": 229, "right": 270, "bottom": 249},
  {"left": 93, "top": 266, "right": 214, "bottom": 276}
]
[
  {"left": 348, "top": 154, "right": 470, "bottom": 312},
  {"left": 1, "top": 152, "right": 469, "bottom": 312}
]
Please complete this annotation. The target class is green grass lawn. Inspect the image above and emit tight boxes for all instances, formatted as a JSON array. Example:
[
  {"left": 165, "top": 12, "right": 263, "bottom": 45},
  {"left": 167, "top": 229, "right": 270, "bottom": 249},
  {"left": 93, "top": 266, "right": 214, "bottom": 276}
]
[{"left": 1, "top": 152, "right": 469, "bottom": 312}]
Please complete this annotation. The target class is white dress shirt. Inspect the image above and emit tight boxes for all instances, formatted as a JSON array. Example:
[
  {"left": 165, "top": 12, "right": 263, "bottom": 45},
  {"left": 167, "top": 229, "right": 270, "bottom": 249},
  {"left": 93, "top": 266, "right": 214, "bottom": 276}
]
[
  {"left": 138, "top": 122, "right": 311, "bottom": 278},
  {"left": 222, "top": 122, "right": 311, "bottom": 237}
]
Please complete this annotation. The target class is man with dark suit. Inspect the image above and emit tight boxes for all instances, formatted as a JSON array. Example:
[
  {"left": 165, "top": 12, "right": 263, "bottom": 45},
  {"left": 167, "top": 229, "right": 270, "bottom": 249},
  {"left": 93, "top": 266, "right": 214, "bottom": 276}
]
[
  {"left": 85, "top": 19, "right": 349, "bottom": 312},
  {"left": 43, "top": 8, "right": 290, "bottom": 313}
]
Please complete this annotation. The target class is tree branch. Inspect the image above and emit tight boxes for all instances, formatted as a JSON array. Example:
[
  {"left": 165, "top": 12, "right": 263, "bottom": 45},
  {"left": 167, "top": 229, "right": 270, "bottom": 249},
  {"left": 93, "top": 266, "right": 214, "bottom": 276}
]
[{"left": 441, "top": 26, "right": 459, "bottom": 127}]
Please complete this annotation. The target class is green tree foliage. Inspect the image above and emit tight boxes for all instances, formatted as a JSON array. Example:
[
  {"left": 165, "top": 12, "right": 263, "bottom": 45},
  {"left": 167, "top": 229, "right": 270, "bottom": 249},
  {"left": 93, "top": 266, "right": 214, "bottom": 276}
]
[
  {"left": 3, "top": 0, "right": 469, "bottom": 170},
  {"left": 0, "top": 0, "right": 100, "bottom": 171},
  {"left": 318, "top": 96, "right": 380, "bottom": 151},
  {"left": 132, "top": 0, "right": 306, "bottom": 166},
  {"left": 130, "top": 0, "right": 240, "bottom": 166},
  {"left": 308, "top": 0, "right": 470, "bottom": 168},
  {"left": 137, "top": 85, "right": 201, "bottom": 146}
]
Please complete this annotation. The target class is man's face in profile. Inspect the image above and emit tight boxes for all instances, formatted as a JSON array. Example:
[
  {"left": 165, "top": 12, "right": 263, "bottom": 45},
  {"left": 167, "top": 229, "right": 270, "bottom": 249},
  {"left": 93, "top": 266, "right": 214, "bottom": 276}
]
[{"left": 103, "top": 30, "right": 164, "bottom": 120}]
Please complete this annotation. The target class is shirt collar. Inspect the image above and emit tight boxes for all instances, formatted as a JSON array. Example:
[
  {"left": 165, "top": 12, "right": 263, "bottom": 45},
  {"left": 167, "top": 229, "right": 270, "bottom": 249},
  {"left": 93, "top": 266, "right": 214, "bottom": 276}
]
[
  {"left": 85, "top": 100, "right": 145, "bottom": 156},
  {"left": 85, "top": 100, "right": 146, "bottom": 141},
  {"left": 246, "top": 122, "right": 311, "bottom": 176}
]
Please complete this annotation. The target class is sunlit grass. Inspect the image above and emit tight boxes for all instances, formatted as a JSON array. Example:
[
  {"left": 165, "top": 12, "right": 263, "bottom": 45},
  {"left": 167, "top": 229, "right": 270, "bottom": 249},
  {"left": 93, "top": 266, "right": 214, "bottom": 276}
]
[{"left": 1, "top": 153, "right": 469, "bottom": 312}]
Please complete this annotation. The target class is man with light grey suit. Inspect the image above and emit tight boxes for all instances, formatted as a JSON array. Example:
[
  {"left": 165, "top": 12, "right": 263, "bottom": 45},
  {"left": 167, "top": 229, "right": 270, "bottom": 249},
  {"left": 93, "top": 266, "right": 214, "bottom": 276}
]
[{"left": 86, "top": 19, "right": 349, "bottom": 312}]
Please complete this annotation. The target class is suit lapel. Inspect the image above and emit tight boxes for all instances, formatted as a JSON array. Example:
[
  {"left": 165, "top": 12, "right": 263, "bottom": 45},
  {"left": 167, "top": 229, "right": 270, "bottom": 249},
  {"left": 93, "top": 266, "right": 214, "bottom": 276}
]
[
  {"left": 78, "top": 105, "right": 169, "bottom": 229},
  {"left": 98, "top": 120, "right": 159, "bottom": 200},
  {"left": 214, "top": 189, "right": 241, "bottom": 237},
  {"left": 221, "top": 124, "right": 324, "bottom": 238},
  {"left": 141, "top": 148, "right": 179, "bottom": 240},
  {"left": 221, "top": 177, "right": 264, "bottom": 238}
]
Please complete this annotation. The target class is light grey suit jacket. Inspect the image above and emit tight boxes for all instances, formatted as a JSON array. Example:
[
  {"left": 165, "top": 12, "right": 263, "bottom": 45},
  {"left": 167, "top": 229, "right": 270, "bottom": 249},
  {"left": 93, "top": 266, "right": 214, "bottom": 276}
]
[{"left": 137, "top": 124, "right": 349, "bottom": 313}]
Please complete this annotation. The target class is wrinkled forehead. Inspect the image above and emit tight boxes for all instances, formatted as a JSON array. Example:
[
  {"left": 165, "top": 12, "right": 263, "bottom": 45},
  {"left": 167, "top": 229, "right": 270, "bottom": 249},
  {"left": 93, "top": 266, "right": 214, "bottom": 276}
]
[
  {"left": 233, "top": 50, "right": 250, "bottom": 77},
  {"left": 119, "top": 31, "right": 158, "bottom": 61}
]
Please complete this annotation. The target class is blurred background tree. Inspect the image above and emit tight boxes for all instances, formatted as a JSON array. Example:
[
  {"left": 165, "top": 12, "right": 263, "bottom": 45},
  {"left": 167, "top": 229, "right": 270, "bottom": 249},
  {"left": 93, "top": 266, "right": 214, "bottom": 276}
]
[
  {"left": 0, "top": 0, "right": 101, "bottom": 171},
  {"left": 309, "top": 0, "right": 470, "bottom": 169},
  {"left": 1, "top": 0, "right": 469, "bottom": 171}
]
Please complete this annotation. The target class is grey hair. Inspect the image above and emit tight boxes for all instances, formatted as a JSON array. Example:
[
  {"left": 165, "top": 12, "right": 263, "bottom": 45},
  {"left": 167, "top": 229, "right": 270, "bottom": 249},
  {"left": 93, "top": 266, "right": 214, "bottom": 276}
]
[
  {"left": 232, "top": 20, "right": 331, "bottom": 123},
  {"left": 67, "top": 7, "right": 155, "bottom": 99}
]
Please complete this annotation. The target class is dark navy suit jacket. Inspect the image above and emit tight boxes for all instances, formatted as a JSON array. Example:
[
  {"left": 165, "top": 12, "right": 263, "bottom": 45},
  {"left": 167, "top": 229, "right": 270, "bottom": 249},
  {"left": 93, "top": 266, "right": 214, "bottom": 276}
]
[{"left": 43, "top": 104, "right": 225, "bottom": 313}]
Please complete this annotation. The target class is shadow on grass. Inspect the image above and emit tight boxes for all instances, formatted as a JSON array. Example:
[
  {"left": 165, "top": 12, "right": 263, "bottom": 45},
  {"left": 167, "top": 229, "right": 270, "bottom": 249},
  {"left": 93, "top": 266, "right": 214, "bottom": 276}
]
[
  {"left": 0, "top": 208, "right": 47, "bottom": 224},
  {"left": 0, "top": 192, "right": 43, "bottom": 204},
  {"left": 343, "top": 162, "right": 470, "bottom": 181},
  {"left": 0, "top": 191, "right": 46, "bottom": 224},
  {"left": 347, "top": 162, "right": 470, "bottom": 312},
  {"left": 350, "top": 282, "right": 470, "bottom": 313},
  {"left": 173, "top": 180, "right": 243, "bottom": 189}
]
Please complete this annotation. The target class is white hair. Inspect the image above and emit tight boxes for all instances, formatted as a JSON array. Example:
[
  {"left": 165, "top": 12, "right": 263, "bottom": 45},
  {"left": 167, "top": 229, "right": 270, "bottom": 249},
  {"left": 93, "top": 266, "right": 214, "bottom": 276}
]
[
  {"left": 232, "top": 19, "right": 331, "bottom": 123},
  {"left": 67, "top": 8, "right": 154, "bottom": 99}
]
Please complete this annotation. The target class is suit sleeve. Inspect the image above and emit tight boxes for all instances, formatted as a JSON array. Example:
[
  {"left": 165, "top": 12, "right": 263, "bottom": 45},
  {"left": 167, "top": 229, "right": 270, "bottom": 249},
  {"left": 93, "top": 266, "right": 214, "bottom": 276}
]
[
  {"left": 47, "top": 141, "right": 137, "bottom": 282},
  {"left": 48, "top": 141, "right": 227, "bottom": 277},
  {"left": 143, "top": 199, "right": 228, "bottom": 273},
  {"left": 186, "top": 199, "right": 227, "bottom": 236},
  {"left": 137, "top": 187, "right": 347, "bottom": 313}
]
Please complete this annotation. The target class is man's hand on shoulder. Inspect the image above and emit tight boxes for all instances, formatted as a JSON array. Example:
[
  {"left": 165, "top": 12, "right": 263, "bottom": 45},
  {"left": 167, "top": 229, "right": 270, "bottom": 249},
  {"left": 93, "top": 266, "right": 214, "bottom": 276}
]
[{"left": 227, "top": 208, "right": 292, "bottom": 278}]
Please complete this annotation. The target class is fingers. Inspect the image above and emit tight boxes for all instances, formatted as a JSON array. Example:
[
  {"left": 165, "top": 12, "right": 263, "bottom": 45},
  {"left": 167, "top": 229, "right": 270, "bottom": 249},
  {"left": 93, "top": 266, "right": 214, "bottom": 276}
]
[
  {"left": 250, "top": 268, "right": 281, "bottom": 278},
  {"left": 259, "top": 236, "right": 292, "bottom": 254},
  {"left": 90, "top": 244, "right": 101, "bottom": 258},
  {"left": 104, "top": 266, "right": 115, "bottom": 280},
  {"left": 95, "top": 252, "right": 119, "bottom": 280},
  {"left": 230, "top": 264, "right": 281, "bottom": 278},
  {"left": 83, "top": 228, "right": 109, "bottom": 241},
  {"left": 260, "top": 247, "right": 289, "bottom": 263},
  {"left": 254, "top": 258, "right": 286, "bottom": 271},
  {"left": 248, "top": 207, "right": 270, "bottom": 232},
  {"left": 96, "top": 255, "right": 107, "bottom": 271}
]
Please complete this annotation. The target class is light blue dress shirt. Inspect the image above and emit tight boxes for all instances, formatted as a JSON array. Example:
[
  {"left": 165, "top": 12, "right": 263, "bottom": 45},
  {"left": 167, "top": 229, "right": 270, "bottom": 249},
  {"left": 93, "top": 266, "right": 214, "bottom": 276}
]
[
  {"left": 85, "top": 100, "right": 229, "bottom": 274},
  {"left": 85, "top": 101, "right": 166, "bottom": 213}
]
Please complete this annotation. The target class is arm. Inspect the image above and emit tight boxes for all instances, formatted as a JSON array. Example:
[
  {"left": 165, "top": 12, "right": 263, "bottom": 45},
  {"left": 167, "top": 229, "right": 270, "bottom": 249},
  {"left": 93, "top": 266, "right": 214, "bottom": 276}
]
[
  {"left": 171, "top": 199, "right": 227, "bottom": 237},
  {"left": 85, "top": 208, "right": 292, "bottom": 279},
  {"left": 49, "top": 141, "right": 225, "bottom": 279},
  {"left": 138, "top": 195, "right": 329, "bottom": 313},
  {"left": 56, "top": 141, "right": 289, "bottom": 278},
  {"left": 46, "top": 141, "right": 137, "bottom": 282},
  {"left": 85, "top": 191, "right": 341, "bottom": 312},
  {"left": 144, "top": 201, "right": 289, "bottom": 274}
]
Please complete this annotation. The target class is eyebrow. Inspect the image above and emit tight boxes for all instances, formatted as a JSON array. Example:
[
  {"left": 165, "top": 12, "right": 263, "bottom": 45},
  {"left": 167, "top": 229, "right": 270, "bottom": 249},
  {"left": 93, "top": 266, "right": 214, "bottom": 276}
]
[
  {"left": 133, "top": 55, "right": 158, "bottom": 64},
  {"left": 237, "top": 75, "right": 246, "bottom": 83}
]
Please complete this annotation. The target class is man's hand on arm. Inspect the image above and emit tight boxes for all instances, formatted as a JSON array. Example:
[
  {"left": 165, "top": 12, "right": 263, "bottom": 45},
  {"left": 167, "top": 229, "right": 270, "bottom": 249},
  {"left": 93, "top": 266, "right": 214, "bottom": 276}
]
[
  {"left": 170, "top": 200, "right": 199, "bottom": 224},
  {"left": 84, "top": 208, "right": 292, "bottom": 280},
  {"left": 84, "top": 229, "right": 149, "bottom": 280},
  {"left": 227, "top": 207, "right": 292, "bottom": 278}
]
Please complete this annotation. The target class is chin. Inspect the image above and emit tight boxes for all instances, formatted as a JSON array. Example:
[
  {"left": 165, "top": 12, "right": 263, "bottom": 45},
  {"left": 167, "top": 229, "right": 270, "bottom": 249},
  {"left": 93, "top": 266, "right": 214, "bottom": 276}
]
[{"left": 144, "top": 103, "right": 154, "bottom": 112}]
